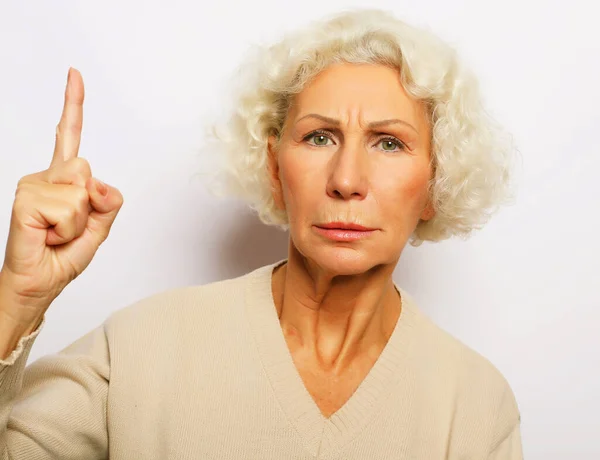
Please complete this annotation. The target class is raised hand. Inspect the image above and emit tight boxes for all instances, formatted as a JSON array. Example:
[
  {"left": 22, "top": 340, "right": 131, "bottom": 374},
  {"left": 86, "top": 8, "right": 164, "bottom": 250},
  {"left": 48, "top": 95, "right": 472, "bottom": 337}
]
[{"left": 0, "top": 68, "right": 124, "bottom": 334}]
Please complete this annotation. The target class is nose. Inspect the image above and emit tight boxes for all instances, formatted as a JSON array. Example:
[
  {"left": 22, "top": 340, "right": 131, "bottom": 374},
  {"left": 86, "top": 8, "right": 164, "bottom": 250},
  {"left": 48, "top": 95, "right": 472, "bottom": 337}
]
[{"left": 325, "top": 142, "right": 369, "bottom": 200}]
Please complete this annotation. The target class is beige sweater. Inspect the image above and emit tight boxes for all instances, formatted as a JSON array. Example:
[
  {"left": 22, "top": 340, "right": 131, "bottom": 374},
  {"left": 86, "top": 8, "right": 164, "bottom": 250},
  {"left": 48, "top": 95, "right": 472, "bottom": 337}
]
[{"left": 0, "top": 259, "right": 522, "bottom": 459}]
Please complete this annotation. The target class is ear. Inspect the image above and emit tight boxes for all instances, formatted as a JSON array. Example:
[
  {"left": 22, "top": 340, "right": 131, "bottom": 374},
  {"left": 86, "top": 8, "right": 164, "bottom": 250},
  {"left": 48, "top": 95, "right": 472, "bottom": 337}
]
[
  {"left": 267, "top": 135, "right": 286, "bottom": 211},
  {"left": 420, "top": 199, "right": 435, "bottom": 221},
  {"left": 420, "top": 157, "right": 436, "bottom": 221}
]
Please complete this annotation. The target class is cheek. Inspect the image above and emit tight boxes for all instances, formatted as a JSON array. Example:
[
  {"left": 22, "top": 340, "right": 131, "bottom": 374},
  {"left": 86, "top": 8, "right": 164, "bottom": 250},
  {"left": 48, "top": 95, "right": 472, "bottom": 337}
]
[
  {"left": 404, "top": 169, "right": 431, "bottom": 204},
  {"left": 278, "top": 153, "right": 317, "bottom": 215},
  {"left": 377, "top": 160, "right": 431, "bottom": 218}
]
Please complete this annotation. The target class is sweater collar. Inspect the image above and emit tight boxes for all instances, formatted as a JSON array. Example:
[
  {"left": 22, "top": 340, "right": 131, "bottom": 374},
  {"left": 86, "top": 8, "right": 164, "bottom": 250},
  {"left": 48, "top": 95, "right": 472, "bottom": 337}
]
[{"left": 244, "top": 259, "right": 420, "bottom": 457}]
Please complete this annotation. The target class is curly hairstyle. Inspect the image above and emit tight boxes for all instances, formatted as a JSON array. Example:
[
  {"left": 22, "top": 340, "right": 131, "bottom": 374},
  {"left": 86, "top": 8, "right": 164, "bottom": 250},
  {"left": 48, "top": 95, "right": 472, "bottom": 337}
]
[{"left": 201, "top": 8, "right": 519, "bottom": 246}]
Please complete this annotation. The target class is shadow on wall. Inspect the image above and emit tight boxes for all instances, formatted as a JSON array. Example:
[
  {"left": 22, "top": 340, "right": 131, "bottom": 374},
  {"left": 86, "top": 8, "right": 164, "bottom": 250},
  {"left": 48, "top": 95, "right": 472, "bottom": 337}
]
[{"left": 211, "top": 206, "right": 289, "bottom": 281}]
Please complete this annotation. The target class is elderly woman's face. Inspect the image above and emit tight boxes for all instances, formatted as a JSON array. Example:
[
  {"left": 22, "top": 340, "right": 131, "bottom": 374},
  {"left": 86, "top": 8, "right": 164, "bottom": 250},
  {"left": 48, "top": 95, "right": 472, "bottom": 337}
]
[{"left": 268, "top": 63, "right": 434, "bottom": 275}]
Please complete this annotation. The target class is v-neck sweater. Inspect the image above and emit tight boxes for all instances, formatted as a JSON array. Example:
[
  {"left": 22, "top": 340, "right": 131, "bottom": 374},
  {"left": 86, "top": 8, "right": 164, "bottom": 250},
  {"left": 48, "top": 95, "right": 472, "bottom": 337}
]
[{"left": 0, "top": 259, "right": 522, "bottom": 459}]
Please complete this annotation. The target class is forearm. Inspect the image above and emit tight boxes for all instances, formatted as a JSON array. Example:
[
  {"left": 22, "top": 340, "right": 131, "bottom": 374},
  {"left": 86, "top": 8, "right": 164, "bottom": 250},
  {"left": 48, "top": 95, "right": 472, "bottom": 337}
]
[
  {"left": 0, "top": 274, "right": 45, "bottom": 361},
  {"left": 0, "top": 309, "right": 42, "bottom": 361}
]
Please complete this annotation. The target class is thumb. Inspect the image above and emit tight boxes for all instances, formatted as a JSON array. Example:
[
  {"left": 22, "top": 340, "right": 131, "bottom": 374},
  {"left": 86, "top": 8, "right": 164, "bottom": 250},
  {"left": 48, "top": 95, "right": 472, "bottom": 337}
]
[{"left": 85, "top": 177, "right": 124, "bottom": 241}]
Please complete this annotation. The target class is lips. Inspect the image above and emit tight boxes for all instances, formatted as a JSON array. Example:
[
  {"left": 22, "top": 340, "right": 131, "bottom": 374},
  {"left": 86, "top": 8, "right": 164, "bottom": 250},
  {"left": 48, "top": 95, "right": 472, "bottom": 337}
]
[
  {"left": 316, "top": 222, "right": 376, "bottom": 231},
  {"left": 313, "top": 222, "right": 377, "bottom": 242}
]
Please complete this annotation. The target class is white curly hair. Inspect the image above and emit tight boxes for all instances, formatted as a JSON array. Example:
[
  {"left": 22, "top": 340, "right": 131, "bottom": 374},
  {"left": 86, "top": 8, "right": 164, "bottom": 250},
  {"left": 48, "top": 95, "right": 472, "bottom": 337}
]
[{"left": 202, "top": 8, "right": 519, "bottom": 246}]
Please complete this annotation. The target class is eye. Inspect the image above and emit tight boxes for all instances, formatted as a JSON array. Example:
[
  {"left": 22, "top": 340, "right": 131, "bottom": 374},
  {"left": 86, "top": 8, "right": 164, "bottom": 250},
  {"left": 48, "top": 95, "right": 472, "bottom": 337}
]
[
  {"left": 304, "top": 130, "right": 334, "bottom": 146},
  {"left": 376, "top": 136, "right": 406, "bottom": 152}
]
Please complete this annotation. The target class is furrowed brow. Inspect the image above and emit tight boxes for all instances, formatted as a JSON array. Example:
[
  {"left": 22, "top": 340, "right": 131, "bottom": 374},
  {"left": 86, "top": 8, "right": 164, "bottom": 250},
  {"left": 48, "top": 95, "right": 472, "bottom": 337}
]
[{"left": 295, "top": 114, "right": 418, "bottom": 134}]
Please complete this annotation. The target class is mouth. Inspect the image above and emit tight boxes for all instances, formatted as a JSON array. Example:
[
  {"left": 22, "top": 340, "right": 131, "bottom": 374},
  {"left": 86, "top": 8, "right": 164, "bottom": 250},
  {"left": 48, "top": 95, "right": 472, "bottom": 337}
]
[
  {"left": 313, "top": 222, "right": 377, "bottom": 242},
  {"left": 316, "top": 222, "right": 376, "bottom": 231}
]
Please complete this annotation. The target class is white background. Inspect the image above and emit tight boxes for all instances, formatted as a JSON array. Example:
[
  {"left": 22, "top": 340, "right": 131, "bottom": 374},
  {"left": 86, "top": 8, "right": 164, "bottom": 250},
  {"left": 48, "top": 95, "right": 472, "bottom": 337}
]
[{"left": 1, "top": 0, "right": 598, "bottom": 458}]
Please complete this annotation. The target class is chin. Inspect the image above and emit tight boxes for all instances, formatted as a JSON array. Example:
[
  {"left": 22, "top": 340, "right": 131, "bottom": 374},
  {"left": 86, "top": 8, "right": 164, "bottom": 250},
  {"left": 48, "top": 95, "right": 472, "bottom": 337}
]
[
  {"left": 302, "top": 245, "right": 385, "bottom": 277},
  {"left": 289, "top": 226, "right": 401, "bottom": 277}
]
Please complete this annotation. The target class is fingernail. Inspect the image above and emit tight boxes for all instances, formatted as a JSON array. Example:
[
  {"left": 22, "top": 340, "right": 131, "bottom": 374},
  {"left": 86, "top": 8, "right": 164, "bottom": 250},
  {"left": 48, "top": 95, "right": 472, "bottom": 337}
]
[
  {"left": 67, "top": 67, "right": 72, "bottom": 85},
  {"left": 95, "top": 179, "right": 108, "bottom": 196}
]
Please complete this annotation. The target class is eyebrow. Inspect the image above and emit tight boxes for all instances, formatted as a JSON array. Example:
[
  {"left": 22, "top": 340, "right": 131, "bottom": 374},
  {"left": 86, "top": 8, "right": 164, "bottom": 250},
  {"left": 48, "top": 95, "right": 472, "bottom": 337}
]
[{"left": 295, "top": 113, "right": 419, "bottom": 135}]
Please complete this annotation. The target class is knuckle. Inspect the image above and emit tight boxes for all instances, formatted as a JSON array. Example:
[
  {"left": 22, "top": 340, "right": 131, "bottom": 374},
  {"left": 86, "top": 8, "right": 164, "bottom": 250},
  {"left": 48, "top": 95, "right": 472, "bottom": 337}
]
[
  {"left": 61, "top": 202, "right": 79, "bottom": 224},
  {"left": 114, "top": 189, "right": 125, "bottom": 206},
  {"left": 17, "top": 173, "right": 36, "bottom": 188},
  {"left": 14, "top": 180, "right": 33, "bottom": 199},
  {"left": 49, "top": 159, "right": 90, "bottom": 186},
  {"left": 72, "top": 156, "right": 90, "bottom": 170},
  {"left": 11, "top": 196, "right": 34, "bottom": 230},
  {"left": 73, "top": 185, "right": 90, "bottom": 207},
  {"left": 17, "top": 176, "right": 27, "bottom": 187},
  {"left": 44, "top": 168, "right": 63, "bottom": 185},
  {"left": 15, "top": 180, "right": 26, "bottom": 196},
  {"left": 96, "top": 230, "right": 109, "bottom": 245},
  {"left": 12, "top": 195, "right": 27, "bottom": 219},
  {"left": 70, "top": 157, "right": 92, "bottom": 178}
]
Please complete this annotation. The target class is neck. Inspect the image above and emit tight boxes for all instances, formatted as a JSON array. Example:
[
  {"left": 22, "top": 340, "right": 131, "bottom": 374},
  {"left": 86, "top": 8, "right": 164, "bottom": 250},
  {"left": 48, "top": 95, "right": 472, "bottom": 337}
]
[{"left": 271, "top": 244, "right": 402, "bottom": 375}]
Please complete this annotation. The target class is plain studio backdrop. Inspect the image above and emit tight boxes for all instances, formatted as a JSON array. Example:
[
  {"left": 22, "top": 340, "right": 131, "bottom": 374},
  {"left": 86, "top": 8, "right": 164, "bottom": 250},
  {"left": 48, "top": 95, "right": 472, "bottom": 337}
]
[{"left": 0, "top": 0, "right": 598, "bottom": 458}]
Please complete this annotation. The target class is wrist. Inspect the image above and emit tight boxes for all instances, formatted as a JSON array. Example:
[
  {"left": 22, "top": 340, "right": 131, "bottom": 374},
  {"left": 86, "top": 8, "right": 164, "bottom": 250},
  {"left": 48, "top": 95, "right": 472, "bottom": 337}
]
[
  {"left": 0, "top": 271, "right": 46, "bottom": 335},
  {"left": 0, "top": 308, "right": 43, "bottom": 361}
]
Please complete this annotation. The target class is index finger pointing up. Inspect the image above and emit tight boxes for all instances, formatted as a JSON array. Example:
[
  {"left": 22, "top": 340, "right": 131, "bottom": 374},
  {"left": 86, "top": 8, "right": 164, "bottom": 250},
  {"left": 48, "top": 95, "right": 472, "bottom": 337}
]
[{"left": 52, "top": 67, "right": 85, "bottom": 167}]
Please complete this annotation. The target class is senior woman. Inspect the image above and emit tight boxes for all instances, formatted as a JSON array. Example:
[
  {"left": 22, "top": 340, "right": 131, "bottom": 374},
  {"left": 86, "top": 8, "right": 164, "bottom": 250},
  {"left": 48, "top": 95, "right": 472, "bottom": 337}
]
[{"left": 0, "top": 8, "right": 521, "bottom": 460}]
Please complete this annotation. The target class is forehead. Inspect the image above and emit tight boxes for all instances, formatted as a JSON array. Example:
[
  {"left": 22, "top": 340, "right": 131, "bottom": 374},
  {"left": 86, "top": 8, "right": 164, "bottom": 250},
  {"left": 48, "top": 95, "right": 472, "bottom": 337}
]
[{"left": 290, "top": 63, "right": 427, "bottom": 126}]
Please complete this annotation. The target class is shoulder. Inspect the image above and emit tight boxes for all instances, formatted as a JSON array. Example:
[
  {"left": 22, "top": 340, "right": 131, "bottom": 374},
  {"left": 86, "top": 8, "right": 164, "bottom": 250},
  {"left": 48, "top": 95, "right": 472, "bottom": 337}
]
[
  {"left": 102, "top": 266, "right": 264, "bottom": 341},
  {"left": 402, "top": 291, "right": 520, "bottom": 431},
  {"left": 407, "top": 296, "right": 512, "bottom": 384}
]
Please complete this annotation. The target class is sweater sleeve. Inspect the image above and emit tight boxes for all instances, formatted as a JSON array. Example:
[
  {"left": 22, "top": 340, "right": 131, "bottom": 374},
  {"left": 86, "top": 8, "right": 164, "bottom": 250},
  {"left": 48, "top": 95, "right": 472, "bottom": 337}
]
[
  {"left": 487, "top": 380, "right": 523, "bottom": 460},
  {"left": 487, "top": 421, "right": 523, "bottom": 460},
  {"left": 0, "top": 316, "right": 109, "bottom": 459}
]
